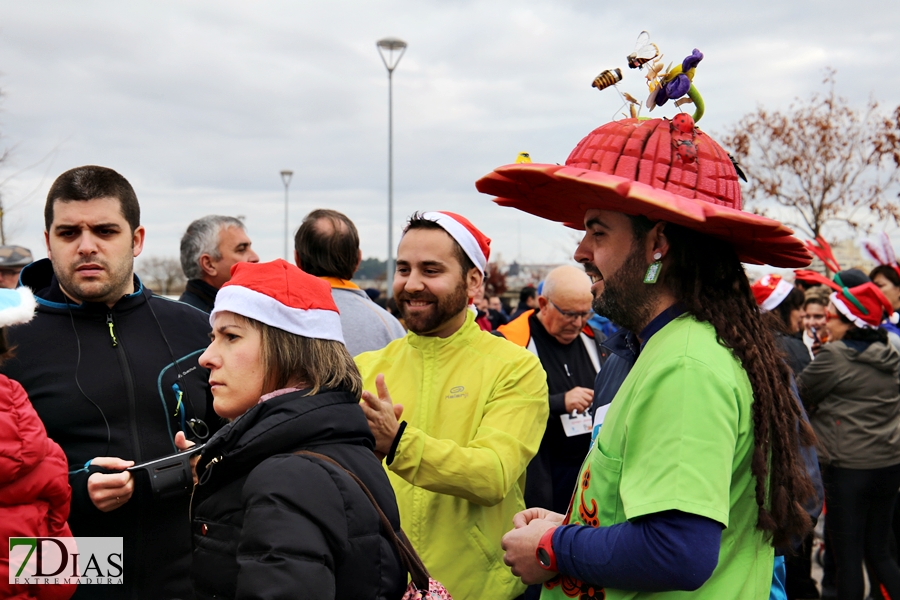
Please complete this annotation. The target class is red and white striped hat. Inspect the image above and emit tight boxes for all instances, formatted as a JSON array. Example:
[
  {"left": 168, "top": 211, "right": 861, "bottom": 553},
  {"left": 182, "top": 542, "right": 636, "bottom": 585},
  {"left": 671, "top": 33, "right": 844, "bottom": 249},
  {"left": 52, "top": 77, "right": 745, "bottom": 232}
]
[
  {"left": 830, "top": 283, "right": 894, "bottom": 329},
  {"left": 419, "top": 211, "right": 491, "bottom": 275},
  {"left": 751, "top": 274, "right": 794, "bottom": 313},
  {"left": 210, "top": 259, "right": 344, "bottom": 344}
]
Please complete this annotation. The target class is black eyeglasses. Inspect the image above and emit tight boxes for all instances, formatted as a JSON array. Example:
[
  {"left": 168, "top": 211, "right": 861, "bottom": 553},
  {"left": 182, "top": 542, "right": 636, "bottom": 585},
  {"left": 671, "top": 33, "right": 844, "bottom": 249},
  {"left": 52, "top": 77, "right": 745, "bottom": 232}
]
[{"left": 547, "top": 299, "right": 593, "bottom": 321}]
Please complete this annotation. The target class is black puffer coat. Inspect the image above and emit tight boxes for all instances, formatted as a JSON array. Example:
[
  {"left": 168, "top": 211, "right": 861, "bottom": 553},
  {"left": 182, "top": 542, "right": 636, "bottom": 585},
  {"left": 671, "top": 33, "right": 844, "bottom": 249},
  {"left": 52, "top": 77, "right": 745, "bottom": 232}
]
[{"left": 191, "top": 388, "right": 406, "bottom": 600}]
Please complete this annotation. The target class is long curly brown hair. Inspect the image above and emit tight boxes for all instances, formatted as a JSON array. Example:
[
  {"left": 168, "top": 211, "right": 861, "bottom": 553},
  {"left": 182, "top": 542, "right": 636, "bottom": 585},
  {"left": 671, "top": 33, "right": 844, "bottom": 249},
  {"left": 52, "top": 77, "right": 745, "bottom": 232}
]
[{"left": 632, "top": 216, "right": 817, "bottom": 547}]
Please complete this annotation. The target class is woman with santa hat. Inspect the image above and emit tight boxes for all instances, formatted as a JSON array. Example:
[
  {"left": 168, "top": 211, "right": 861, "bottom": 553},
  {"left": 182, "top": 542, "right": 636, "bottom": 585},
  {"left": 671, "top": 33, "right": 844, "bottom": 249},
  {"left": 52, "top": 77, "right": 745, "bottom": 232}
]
[
  {"left": 189, "top": 259, "right": 407, "bottom": 600},
  {"left": 798, "top": 269, "right": 900, "bottom": 600},
  {"left": 751, "top": 274, "right": 810, "bottom": 375}
]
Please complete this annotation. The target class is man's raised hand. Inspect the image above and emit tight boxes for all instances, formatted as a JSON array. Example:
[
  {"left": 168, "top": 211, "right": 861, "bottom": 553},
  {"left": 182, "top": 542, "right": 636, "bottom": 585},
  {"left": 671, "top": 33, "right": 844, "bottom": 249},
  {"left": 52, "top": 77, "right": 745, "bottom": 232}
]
[{"left": 360, "top": 373, "right": 404, "bottom": 458}]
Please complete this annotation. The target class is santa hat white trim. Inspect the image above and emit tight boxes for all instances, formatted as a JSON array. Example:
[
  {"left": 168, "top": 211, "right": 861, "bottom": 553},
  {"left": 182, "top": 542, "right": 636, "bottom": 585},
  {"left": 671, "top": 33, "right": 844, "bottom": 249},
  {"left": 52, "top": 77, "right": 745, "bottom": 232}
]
[
  {"left": 760, "top": 279, "right": 794, "bottom": 313},
  {"left": 211, "top": 285, "right": 345, "bottom": 343},
  {"left": 0, "top": 287, "right": 36, "bottom": 328},
  {"left": 421, "top": 211, "right": 487, "bottom": 275},
  {"left": 830, "top": 292, "right": 871, "bottom": 329}
]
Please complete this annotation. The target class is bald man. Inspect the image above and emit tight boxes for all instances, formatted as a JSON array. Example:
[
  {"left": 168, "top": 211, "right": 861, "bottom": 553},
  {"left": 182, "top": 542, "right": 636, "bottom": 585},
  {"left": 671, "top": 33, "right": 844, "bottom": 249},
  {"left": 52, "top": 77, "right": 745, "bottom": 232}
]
[
  {"left": 497, "top": 265, "right": 606, "bottom": 513},
  {"left": 294, "top": 209, "right": 405, "bottom": 356}
]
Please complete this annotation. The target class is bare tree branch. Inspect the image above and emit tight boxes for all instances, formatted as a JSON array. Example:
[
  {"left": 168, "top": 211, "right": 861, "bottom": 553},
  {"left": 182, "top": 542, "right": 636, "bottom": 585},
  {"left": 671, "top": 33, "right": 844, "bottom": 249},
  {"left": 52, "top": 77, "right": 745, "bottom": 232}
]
[
  {"left": 136, "top": 256, "right": 186, "bottom": 296},
  {"left": 722, "top": 72, "right": 900, "bottom": 241}
]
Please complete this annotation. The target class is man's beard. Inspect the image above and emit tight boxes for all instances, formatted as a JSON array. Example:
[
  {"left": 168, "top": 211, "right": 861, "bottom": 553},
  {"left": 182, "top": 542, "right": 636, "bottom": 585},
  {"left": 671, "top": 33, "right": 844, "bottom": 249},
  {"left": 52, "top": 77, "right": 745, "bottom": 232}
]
[
  {"left": 591, "top": 244, "right": 658, "bottom": 334},
  {"left": 397, "top": 278, "right": 469, "bottom": 335},
  {"left": 57, "top": 256, "right": 134, "bottom": 304}
]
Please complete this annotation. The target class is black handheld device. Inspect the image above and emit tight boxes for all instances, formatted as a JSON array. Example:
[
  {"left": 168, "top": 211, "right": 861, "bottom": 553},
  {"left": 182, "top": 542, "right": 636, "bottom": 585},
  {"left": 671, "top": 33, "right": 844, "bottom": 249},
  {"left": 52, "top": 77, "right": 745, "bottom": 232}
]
[{"left": 127, "top": 444, "right": 205, "bottom": 501}]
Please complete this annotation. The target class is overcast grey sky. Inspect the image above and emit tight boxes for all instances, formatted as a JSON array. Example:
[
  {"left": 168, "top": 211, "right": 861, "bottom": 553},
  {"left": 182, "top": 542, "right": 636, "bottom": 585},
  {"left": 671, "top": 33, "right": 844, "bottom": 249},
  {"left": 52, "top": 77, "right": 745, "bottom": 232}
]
[{"left": 1, "top": 1, "right": 897, "bottom": 270}]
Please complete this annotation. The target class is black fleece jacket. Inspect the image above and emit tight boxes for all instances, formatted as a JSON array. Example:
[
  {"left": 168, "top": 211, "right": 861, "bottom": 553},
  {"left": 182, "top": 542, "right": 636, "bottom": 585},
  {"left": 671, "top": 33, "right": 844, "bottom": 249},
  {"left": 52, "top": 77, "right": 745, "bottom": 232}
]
[
  {"left": 179, "top": 278, "right": 218, "bottom": 313},
  {"left": 1, "top": 258, "right": 220, "bottom": 600},
  {"left": 191, "top": 388, "right": 406, "bottom": 600}
]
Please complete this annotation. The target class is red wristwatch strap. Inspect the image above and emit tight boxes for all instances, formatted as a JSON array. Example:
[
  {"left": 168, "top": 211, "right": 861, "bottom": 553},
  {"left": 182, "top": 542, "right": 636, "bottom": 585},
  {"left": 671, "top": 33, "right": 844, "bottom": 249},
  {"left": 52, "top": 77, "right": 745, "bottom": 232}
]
[{"left": 536, "top": 526, "right": 559, "bottom": 571}]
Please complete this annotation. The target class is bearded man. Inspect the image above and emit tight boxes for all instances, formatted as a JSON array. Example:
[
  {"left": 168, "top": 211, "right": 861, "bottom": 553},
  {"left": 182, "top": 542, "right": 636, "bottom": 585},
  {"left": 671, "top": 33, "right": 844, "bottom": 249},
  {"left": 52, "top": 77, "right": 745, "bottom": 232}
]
[
  {"left": 479, "top": 112, "right": 818, "bottom": 599},
  {"left": 356, "top": 211, "right": 549, "bottom": 600}
]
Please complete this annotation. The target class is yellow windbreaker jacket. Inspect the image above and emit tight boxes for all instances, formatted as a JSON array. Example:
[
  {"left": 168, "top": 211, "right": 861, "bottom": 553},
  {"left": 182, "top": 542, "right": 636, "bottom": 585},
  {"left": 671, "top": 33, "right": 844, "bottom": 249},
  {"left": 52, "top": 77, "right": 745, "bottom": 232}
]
[{"left": 355, "top": 311, "right": 548, "bottom": 600}]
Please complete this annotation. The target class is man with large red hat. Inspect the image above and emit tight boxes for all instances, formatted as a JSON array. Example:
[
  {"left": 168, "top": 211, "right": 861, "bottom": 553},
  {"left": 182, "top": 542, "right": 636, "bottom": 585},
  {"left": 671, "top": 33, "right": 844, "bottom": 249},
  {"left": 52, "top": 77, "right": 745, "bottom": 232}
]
[
  {"left": 484, "top": 107, "right": 818, "bottom": 598},
  {"left": 355, "top": 211, "right": 549, "bottom": 600}
]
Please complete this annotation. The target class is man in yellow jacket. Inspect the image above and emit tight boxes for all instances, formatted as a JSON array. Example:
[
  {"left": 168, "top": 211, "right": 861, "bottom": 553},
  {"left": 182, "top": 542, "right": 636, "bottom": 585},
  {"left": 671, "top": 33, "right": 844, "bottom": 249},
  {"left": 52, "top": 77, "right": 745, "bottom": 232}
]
[{"left": 357, "top": 211, "right": 548, "bottom": 600}]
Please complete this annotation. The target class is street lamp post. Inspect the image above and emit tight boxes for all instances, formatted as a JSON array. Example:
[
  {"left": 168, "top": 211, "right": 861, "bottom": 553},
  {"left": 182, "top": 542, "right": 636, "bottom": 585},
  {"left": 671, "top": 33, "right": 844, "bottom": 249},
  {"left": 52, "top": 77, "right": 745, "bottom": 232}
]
[
  {"left": 377, "top": 37, "right": 407, "bottom": 298},
  {"left": 280, "top": 169, "right": 294, "bottom": 260}
]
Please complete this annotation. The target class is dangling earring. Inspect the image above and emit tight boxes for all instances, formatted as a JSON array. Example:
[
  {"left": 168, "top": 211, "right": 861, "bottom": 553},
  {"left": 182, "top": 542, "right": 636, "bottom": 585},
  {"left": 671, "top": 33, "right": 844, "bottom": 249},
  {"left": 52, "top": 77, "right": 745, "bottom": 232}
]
[{"left": 644, "top": 252, "right": 663, "bottom": 284}]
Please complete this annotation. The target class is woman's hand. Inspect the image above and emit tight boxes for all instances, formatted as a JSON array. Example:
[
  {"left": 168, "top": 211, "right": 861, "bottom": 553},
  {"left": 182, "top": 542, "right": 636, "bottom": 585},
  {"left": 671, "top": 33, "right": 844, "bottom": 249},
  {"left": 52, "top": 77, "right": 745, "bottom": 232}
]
[
  {"left": 810, "top": 337, "right": 822, "bottom": 356},
  {"left": 175, "top": 431, "right": 200, "bottom": 485}
]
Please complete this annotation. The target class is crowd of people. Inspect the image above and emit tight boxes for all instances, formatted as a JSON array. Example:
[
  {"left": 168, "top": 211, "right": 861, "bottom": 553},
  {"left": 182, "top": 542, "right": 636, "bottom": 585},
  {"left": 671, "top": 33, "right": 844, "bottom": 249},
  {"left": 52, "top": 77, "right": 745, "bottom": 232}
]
[
  {"left": 0, "top": 110, "right": 899, "bottom": 600},
  {"left": 742, "top": 261, "right": 900, "bottom": 600}
]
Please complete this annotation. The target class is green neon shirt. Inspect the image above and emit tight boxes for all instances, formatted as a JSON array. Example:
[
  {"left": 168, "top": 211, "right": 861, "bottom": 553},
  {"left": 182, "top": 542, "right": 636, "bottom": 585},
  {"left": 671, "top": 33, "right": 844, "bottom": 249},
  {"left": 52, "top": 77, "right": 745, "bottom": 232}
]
[{"left": 542, "top": 315, "right": 773, "bottom": 600}]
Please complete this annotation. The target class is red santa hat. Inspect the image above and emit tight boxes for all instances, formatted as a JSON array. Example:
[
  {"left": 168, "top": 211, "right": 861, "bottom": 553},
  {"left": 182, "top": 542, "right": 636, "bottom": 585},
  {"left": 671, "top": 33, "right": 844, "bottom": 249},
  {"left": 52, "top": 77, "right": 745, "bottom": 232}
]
[
  {"left": 751, "top": 274, "right": 794, "bottom": 313},
  {"left": 210, "top": 259, "right": 344, "bottom": 344},
  {"left": 830, "top": 282, "right": 893, "bottom": 329},
  {"left": 419, "top": 211, "right": 491, "bottom": 275}
]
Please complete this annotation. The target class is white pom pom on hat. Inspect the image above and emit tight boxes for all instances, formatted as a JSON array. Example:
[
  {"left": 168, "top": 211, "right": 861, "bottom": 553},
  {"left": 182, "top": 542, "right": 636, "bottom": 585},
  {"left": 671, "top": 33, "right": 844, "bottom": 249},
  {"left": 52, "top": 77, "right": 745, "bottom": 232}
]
[{"left": 0, "top": 287, "right": 37, "bottom": 328}]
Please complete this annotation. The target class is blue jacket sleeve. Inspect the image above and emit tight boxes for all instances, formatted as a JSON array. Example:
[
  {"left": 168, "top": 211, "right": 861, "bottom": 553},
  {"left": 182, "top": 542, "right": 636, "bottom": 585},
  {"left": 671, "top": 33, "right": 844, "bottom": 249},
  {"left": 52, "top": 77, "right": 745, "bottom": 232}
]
[{"left": 553, "top": 510, "right": 722, "bottom": 592}]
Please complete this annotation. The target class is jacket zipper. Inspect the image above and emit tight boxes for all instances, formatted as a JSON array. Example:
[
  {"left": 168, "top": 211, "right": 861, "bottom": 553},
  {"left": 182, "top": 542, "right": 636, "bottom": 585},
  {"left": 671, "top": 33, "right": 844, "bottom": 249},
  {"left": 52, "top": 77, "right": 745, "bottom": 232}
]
[
  {"left": 107, "top": 312, "right": 141, "bottom": 463},
  {"left": 198, "top": 456, "right": 220, "bottom": 487},
  {"left": 107, "top": 310, "right": 143, "bottom": 600},
  {"left": 106, "top": 314, "right": 119, "bottom": 347},
  {"left": 191, "top": 456, "right": 220, "bottom": 522}
]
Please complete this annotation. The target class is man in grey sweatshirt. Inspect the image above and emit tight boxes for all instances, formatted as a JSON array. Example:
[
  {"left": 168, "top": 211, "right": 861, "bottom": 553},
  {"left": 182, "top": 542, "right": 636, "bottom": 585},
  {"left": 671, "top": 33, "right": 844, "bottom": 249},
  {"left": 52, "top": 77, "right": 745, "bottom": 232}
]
[{"left": 294, "top": 209, "right": 406, "bottom": 356}]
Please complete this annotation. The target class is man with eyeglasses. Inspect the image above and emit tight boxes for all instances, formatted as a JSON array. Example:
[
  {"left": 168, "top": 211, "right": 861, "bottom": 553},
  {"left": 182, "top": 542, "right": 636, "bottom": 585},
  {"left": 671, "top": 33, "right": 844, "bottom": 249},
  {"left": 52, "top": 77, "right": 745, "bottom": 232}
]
[{"left": 497, "top": 265, "right": 606, "bottom": 514}]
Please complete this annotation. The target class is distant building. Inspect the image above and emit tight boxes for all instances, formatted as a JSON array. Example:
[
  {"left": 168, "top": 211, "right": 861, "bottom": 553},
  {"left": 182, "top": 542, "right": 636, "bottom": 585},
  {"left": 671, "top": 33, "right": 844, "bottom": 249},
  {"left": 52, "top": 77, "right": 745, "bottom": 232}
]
[
  {"left": 504, "top": 262, "right": 568, "bottom": 291},
  {"left": 828, "top": 238, "right": 874, "bottom": 273}
]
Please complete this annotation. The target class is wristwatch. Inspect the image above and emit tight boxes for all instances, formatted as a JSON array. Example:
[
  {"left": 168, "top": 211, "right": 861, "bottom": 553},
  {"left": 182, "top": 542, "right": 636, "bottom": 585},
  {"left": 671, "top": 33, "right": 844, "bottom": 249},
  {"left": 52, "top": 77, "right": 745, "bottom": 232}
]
[{"left": 536, "top": 526, "right": 559, "bottom": 571}]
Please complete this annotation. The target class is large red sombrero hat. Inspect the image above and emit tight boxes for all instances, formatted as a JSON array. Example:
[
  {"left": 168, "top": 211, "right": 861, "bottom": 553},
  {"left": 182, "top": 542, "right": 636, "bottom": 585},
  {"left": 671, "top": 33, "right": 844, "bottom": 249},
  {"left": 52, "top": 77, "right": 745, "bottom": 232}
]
[{"left": 475, "top": 115, "right": 811, "bottom": 268}]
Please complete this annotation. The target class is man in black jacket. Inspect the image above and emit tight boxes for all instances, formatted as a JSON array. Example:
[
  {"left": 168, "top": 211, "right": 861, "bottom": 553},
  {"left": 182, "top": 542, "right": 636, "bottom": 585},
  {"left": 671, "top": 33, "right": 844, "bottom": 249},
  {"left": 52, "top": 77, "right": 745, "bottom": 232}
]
[
  {"left": 178, "top": 214, "right": 259, "bottom": 312},
  {"left": 1, "top": 165, "right": 219, "bottom": 599}
]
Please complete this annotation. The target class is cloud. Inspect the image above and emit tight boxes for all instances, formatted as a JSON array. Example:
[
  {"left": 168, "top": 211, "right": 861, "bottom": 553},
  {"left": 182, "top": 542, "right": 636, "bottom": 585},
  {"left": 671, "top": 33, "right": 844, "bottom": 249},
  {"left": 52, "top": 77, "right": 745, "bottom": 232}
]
[{"left": 0, "top": 0, "right": 898, "bottom": 267}]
